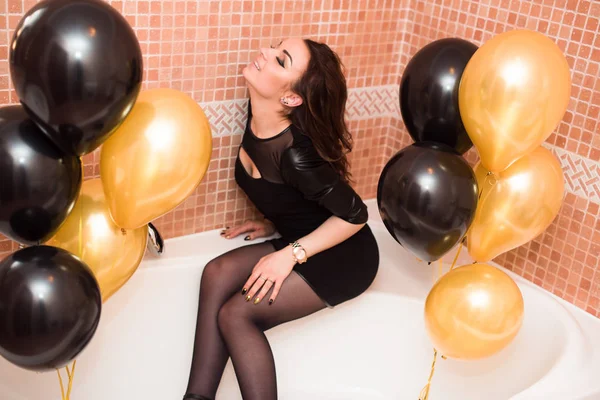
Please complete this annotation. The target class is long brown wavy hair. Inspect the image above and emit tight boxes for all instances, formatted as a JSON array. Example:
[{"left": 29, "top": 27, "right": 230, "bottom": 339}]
[{"left": 286, "top": 39, "right": 353, "bottom": 183}]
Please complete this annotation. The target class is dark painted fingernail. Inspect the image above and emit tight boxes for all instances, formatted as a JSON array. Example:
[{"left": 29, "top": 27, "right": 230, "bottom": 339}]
[
  {"left": 220, "top": 230, "right": 226, "bottom": 235},
  {"left": 241, "top": 288, "right": 247, "bottom": 295},
  {"left": 226, "top": 226, "right": 230, "bottom": 229},
  {"left": 269, "top": 299, "right": 274, "bottom": 305},
  {"left": 244, "top": 235, "right": 250, "bottom": 241}
]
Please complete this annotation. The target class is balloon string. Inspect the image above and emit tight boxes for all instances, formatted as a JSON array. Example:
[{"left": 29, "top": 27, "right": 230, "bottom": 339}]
[
  {"left": 66, "top": 360, "right": 77, "bottom": 399},
  {"left": 57, "top": 369, "right": 66, "bottom": 400},
  {"left": 449, "top": 240, "right": 463, "bottom": 272},
  {"left": 56, "top": 360, "right": 77, "bottom": 400},
  {"left": 478, "top": 171, "right": 497, "bottom": 203},
  {"left": 419, "top": 242, "right": 463, "bottom": 400},
  {"left": 431, "top": 240, "right": 463, "bottom": 284},
  {"left": 418, "top": 348, "right": 438, "bottom": 400}
]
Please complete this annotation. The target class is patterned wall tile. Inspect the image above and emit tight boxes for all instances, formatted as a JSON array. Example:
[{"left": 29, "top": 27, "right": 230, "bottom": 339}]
[
  {"left": 345, "top": 85, "right": 400, "bottom": 120},
  {"left": 200, "top": 99, "right": 248, "bottom": 136},
  {"left": 546, "top": 145, "right": 600, "bottom": 204}
]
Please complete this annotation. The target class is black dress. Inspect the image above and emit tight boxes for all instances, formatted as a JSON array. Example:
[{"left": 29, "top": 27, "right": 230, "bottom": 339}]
[{"left": 234, "top": 105, "right": 379, "bottom": 308}]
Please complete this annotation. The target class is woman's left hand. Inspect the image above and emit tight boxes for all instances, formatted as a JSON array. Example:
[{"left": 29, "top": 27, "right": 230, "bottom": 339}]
[{"left": 242, "top": 247, "right": 295, "bottom": 305}]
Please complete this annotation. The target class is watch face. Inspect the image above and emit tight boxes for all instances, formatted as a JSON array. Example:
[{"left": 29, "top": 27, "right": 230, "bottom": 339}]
[{"left": 294, "top": 247, "right": 306, "bottom": 260}]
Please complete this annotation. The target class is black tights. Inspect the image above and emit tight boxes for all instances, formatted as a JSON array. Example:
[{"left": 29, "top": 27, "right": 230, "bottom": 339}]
[{"left": 184, "top": 242, "right": 327, "bottom": 400}]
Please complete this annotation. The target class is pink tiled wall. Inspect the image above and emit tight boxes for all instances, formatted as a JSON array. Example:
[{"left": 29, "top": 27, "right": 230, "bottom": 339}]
[
  {"left": 391, "top": 0, "right": 600, "bottom": 317},
  {"left": 0, "top": 0, "right": 598, "bottom": 318},
  {"left": 0, "top": 1, "right": 404, "bottom": 251}
]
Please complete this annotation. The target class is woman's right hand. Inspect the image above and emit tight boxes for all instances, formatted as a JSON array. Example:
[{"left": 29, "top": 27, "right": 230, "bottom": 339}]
[{"left": 220, "top": 219, "right": 276, "bottom": 241}]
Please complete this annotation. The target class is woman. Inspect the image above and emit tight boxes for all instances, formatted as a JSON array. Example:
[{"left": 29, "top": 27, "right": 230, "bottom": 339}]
[{"left": 184, "top": 38, "right": 379, "bottom": 400}]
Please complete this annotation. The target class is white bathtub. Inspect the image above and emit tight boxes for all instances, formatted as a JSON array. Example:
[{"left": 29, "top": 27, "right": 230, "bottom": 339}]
[{"left": 1, "top": 199, "right": 600, "bottom": 400}]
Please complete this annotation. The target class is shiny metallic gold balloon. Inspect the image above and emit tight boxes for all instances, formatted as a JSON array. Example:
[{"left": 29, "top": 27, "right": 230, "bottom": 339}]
[
  {"left": 100, "top": 88, "right": 212, "bottom": 229},
  {"left": 467, "top": 146, "right": 564, "bottom": 262},
  {"left": 47, "top": 178, "right": 148, "bottom": 303},
  {"left": 459, "top": 30, "right": 571, "bottom": 172},
  {"left": 424, "top": 263, "right": 525, "bottom": 360}
]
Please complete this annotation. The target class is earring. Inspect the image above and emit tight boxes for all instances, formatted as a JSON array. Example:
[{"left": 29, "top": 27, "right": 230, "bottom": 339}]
[{"left": 281, "top": 97, "right": 288, "bottom": 105}]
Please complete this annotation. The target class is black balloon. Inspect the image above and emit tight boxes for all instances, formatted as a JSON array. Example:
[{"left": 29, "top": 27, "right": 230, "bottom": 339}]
[
  {"left": 400, "top": 38, "right": 478, "bottom": 154},
  {"left": 0, "top": 106, "right": 82, "bottom": 245},
  {"left": 0, "top": 246, "right": 102, "bottom": 372},
  {"left": 377, "top": 142, "right": 479, "bottom": 262},
  {"left": 9, "top": 0, "right": 143, "bottom": 156}
]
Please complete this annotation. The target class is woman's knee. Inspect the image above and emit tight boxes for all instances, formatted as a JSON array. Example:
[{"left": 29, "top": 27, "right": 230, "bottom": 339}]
[
  {"left": 217, "top": 297, "right": 257, "bottom": 335},
  {"left": 200, "top": 257, "right": 226, "bottom": 288}
]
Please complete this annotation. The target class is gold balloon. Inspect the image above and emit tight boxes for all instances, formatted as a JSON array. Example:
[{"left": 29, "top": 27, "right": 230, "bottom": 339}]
[
  {"left": 47, "top": 178, "right": 148, "bottom": 302},
  {"left": 424, "top": 263, "right": 525, "bottom": 360},
  {"left": 459, "top": 30, "right": 571, "bottom": 172},
  {"left": 467, "top": 146, "right": 564, "bottom": 262},
  {"left": 100, "top": 88, "right": 212, "bottom": 229}
]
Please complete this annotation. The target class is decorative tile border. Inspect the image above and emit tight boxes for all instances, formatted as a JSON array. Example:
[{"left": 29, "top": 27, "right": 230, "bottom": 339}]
[
  {"left": 1, "top": 84, "right": 401, "bottom": 138},
  {"left": 205, "top": 84, "right": 600, "bottom": 207},
  {"left": 200, "top": 99, "right": 248, "bottom": 136},
  {"left": 545, "top": 144, "right": 600, "bottom": 204},
  {"left": 387, "top": 121, "right": 600, "bottom": 206},
  {"left": 345, "top": 85, "right": 400, "bottom": 120},
  {"left": 200, "top": 85, "right": 400, "bottom": 136}
]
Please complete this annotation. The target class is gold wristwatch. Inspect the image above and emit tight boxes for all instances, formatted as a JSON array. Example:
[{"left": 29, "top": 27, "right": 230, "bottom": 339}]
[{"left": 290, "top": 241, "right": 308, "bottom": 264}]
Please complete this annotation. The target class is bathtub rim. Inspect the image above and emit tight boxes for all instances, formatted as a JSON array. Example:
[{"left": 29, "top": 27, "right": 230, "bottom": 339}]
[{"left": 141, "top": 199, "right": 600, "bottom": 328}]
